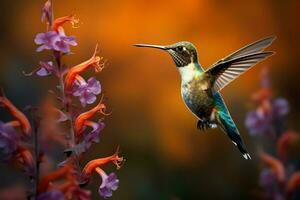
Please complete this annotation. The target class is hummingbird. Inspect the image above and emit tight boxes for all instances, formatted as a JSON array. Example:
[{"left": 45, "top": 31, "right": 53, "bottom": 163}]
[{"left": 134, "top": 36, "right": 276, "bottom": 160}]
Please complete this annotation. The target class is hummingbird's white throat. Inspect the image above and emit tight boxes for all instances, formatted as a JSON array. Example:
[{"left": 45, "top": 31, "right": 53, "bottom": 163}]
[{"left": 178, "top": 62, "right": 198, "bottom": 83}]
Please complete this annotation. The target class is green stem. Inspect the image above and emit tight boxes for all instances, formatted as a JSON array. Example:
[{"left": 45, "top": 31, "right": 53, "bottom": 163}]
[
  {"left": 55, "top": 52, "right": 75, "bottom": 148},
  {"left": 30, "top": 112, "right": 39, "bottom": 200}
]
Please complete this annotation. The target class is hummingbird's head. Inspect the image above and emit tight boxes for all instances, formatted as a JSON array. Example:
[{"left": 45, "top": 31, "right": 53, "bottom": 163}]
[{"left": 134, "top": 41, "right": 198, "bottom": 67}]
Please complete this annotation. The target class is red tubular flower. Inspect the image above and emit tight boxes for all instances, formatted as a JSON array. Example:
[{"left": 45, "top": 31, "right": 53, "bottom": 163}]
[
  {"left": 38, "top": 162, "right": 91, "bottom": 199},
  {"left": 64, "top": 45, "right": 104, "bottom": 92},
  {"left": 82, "top": 147, "right": 123, "bottom": 179},
  {"left": 277, "top": 130, "right": 300, "bottom": 161},
  {"left": 38, "top": 164, "right": 73, "bottom": 193},
  {"left": 259, "top": 151, "right": 285, "bottom": 183},
  {"left": 80, "top": 148, "right": 123, "bottom": 198},
  {"left": 0, "top": 92, "right": 32, "bottom": 136},
  {"left": 53, "top": 14, "right": 79, "bottom": 32},
  {"left": 74, "top": 97, "right": 108, "bottom": 137},
  {"left": 251, "top": 88, "right": 273, "bottom": 104},
  {"left": 18, "top": 146, "right": 34, "bottom": 175},
  {"left": 286, "top": 171, "right": 300, "bottom": 195}
]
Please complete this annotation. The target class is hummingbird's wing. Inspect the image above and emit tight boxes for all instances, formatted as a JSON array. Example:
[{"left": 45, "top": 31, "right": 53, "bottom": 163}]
[
  {"left": 214, "top": 93, "right": 251, "bottom": 160},
  {"left": 205, "top": 36, "right": 276, "bottom": 92}
]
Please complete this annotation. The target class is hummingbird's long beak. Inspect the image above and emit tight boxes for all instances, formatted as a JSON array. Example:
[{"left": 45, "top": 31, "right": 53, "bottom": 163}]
[{"left": 133, "top": 44, "right": 167, "bottom": 50}]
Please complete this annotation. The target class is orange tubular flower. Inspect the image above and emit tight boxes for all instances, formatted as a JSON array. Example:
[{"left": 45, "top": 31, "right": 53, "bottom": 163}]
[
  {"left": 287, "top": 171, "right": 300, "bottom": 194},
  {"left": 259, "top": 151, "right": 285, "bottom": 183},
  {"left": 82, "top": 147, "right": 123, "bottom": 178},
  {"left": 277, "top": 130, "right": 300, "bottom": 161},
  {"left": 74, "top": 97, "right": 108, "bottom": 136},
  {"left": 0, "top": 92, "right": 32, "bottom": 136},
  {"left": 64, "top": 45, "right": 104, "bottom": 92},
  {"left": 18, "top": 146, "right": 34, "bottom": 174},
  {"left": 53, "top": 14, "right": 79, "bottom": 32},
  {"left": 38, "top": 164, "right": 73, "bottom": 193}
]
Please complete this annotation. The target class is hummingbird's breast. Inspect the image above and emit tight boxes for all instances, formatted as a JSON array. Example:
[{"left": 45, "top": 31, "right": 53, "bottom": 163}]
[{"left": 181, "top": 78, "right": 215, "bottom": 119}]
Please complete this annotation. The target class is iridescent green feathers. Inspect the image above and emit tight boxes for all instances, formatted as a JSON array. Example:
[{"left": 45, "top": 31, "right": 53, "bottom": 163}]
[{"left": 214, "top": 93, "right": 251, "bottom": 159}]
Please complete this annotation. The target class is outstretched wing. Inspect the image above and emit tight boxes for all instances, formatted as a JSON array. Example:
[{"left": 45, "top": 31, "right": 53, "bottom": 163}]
[
  {"left": 214, "top": 93, "right": 251, "bottom": 159},
  {"left": 206, "top": 36, "right": 276, "bottom": 92}
]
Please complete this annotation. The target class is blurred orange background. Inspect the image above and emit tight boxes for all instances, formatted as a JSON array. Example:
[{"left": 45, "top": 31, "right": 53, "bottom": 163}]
[{"left": 0, "top": 0, "right": 300, "bottom": 199}]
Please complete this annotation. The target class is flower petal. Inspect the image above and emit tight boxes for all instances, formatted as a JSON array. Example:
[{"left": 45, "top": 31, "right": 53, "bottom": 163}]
[
  {"left": 87, "top": 77, "right": 101, "bottom": 95},
  {"left": 37, "top": 190, "right": 65, "bottom": 200},
  {"left": 273, "top": 98, "right": 289, "bottom": 116},
  {"left": 36, "top": 67, "right": 51, "bottom": 76}
]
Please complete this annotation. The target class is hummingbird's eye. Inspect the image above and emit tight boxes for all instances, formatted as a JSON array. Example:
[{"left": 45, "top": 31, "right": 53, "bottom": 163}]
[{"left": 177, "top": 46, "right": 183, "bottom": 52}]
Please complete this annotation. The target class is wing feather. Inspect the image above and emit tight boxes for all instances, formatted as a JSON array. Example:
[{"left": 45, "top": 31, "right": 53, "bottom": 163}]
[
  {"left": 206, "top": 36, "right": 276, "bottom": 92},
  {"left": 220, "top": 36, "right": 276, "bottom": 61}
]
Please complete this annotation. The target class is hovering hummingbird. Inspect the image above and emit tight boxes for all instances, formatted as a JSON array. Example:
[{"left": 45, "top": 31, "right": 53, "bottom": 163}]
[{"left": 134, "top": 36, "right": 276, "bottom": 159}]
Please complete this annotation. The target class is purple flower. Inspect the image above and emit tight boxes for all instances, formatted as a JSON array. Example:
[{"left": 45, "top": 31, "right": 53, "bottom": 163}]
[
  {"left": 65, "top": 121, "right": 105, "bottom": 156},
  {"left": 259, "top": 168, "right": 277, "bottom": 189},
  {"left": 0, "top": 121, "right": 20, "bottom": 161},
  {"left": 36, "top": 61, "right": 55, "bottom": 76},
  {"left": 37, "top": 190, "right": 65, "bottom": 200},
  {"left": 34, "top": 31, "right": 58, "bottom": 52},
  {"left": 34, "top": 28, "right": 77, "bottom": 53},
  {"left": 259, "top": 169, "right": 284, "bottom": 199},
  {"left": 245, "top": 110, "right": 271, "bottom": 136},
  {"left": 84, "top": 121, "right": 105, "bottom": 148},
  {"left": 245, "top": 98, "right": 289, "bottom": 136},
  {"left": 73, "top": 76, "right": 101, "bottom": 107},
  {"left": 41, "top": 0, "right": 52, "bottom": 24},
  {"left": 98, "top": 170, "right": 119, "bottom": 199},
  {"left": 53, "top": 28, "right": 77, "bottom": 53},
  {"left": 23, "top": 61, "right": 58, "bottom": 77},
  {"left": 273, "top": 98, "right": 289, "bottom": 116}
]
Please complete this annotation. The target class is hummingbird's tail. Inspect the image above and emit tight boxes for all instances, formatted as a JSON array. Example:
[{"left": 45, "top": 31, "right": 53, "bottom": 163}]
[
  {"left": 216, "top": 112, "right": 251, "bottom": 160},
  {"left": 214, "top": 93, "right": 251, "bottom": 160},
  {"left": 219, "top": 120, "right": 251, "bottom": 160}
]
